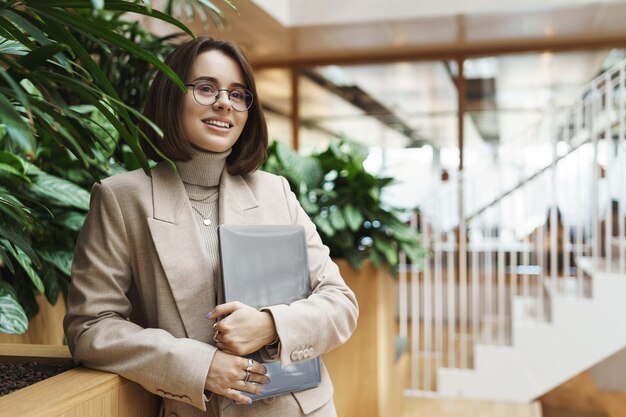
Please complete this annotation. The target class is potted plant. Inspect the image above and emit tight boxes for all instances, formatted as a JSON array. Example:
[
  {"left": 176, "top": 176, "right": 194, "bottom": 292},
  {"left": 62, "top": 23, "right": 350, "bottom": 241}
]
[
  {"left": 263, "top": 140, "right": 425, "bottom": 417},
  {"left": 0, "top": 0, "right": 235, "bottom": 342},
  {"left": 263, "top": 140, "right": 424, "bottom": 271}
]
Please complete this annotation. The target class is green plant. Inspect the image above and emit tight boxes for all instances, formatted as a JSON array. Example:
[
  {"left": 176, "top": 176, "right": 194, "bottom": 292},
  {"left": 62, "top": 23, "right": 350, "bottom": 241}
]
[
  {"left": 0, "top": 0, "right": 234, "bottom": 334},
  {"left": 263, "top": 140, "right": 425, "bottom": 272}
]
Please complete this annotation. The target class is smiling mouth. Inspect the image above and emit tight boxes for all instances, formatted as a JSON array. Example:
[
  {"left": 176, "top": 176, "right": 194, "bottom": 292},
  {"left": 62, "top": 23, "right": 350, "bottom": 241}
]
[{"left": 203, "top": 119, "right": 232, "bottom": 129}]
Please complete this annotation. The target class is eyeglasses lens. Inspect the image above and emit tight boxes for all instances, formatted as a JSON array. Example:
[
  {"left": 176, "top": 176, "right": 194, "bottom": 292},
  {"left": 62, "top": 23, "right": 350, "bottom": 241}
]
[{"left": 193, "top": 82, "right": 253, "bottom": 111}]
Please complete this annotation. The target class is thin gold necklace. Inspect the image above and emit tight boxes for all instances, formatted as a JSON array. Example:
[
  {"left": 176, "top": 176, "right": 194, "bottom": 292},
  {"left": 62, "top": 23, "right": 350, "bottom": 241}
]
[
  {"left": 188, "top": 189, "right": 219, "bottom": 202},
  {"left": 190, "top": 204, "right": 214, "bottom": 226}
]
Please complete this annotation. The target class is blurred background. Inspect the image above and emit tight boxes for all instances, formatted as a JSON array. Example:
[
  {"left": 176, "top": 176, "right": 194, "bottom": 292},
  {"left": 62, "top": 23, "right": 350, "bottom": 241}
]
[{"left": 148, "top": 0, "right": 626, "bottom": 213}]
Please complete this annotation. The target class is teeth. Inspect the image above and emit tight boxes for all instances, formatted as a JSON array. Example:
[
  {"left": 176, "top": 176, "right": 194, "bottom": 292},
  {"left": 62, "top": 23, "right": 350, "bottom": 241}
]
[{"left": 204, "top": 119, "right": 230, "bottom": 128}]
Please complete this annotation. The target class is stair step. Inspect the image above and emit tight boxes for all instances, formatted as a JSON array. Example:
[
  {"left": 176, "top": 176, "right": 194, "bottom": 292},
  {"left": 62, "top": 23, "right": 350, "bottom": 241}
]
[
  {"left": 578, "top": 256, "right": 626, "bottom": 276},
  {"left": 480, "top": 315, "right": 512, "bottom": 345},
  {"left": 513, "top": 297, "right": 547, "bottom": 322},
  {"left": 400, "top": 396, "right": 543, "bottom": 417}
]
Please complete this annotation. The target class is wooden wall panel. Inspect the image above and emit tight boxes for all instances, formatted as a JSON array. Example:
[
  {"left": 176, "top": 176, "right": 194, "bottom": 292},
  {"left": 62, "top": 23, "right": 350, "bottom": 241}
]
[{"left": 323, "top": 260, "right": 402, "bottom": 417}]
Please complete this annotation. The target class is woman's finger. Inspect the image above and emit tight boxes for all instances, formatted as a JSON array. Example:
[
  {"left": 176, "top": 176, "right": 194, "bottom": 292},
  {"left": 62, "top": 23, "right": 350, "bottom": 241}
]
[
  {"left": 224, "top": 388, "right": 253, "bottom": 405},
  {"left": 208, "top": 301, "right": 245, "bottom": 320},
  {"left": 235, "top": 359, "right": 269, "bottom": 384},
  {"left": 241, "top": 369, "right": 270, "bottom": 385},
  {"left": 245, "top": 359, "right": 267, "bottom": 376},
  {"left": 238, "top": 381, "right": 265, "bottom": 396},
  {"left": 215, "top": 341, "right": 235, "bottom": 355}
]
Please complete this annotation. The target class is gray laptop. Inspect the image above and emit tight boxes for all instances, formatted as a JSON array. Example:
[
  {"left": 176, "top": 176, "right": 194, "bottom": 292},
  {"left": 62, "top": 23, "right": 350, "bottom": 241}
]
[{"left": 218, "top": 224, "right": 321, "bottom": 401}]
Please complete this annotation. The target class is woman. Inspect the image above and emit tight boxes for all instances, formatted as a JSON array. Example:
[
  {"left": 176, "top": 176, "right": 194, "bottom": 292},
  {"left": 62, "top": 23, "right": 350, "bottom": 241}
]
[{"left": 63, "top": 36, "right": 358, "bottom": 417}]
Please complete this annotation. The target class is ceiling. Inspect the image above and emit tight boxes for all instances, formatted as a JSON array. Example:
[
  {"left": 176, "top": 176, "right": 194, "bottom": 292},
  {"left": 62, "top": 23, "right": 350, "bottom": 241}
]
[{"left": 189, "top": 0, "right": 626, "bottom": 66}]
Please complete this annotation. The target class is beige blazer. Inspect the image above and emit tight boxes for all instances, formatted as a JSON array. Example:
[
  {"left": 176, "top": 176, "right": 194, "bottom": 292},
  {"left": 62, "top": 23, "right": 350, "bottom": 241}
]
[{"left": 63, "top": 163, "right": 359, "bottom": 417}]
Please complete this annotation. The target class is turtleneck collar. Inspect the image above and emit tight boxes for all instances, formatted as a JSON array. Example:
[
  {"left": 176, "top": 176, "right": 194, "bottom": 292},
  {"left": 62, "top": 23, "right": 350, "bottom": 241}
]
[{"left": 174, "top": 148, "right": 232, "bottom": 187}]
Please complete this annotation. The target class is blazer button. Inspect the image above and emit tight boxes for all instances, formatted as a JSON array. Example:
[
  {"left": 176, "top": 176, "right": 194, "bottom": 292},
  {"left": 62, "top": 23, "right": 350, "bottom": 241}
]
[
  {"left": 168, "top": 414, "right": 178, "bottom": 417},
  {"left": 262, "top": 396, "right": 276, "bottom": 404},
  {"left": 290, "top": 351, "right": 299, "bottom": 361}
]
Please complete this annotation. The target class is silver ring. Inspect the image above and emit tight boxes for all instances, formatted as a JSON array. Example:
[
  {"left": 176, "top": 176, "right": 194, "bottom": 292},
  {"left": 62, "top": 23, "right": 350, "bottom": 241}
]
[
  {"left": 245, "top": 358, "right": 254, "bottom": 371},
  {"left": 243, "top": 370, "right": 251, "bottom": 383},
  {"left": 213, "top": 330, "right": 219, "bottom": 343}
]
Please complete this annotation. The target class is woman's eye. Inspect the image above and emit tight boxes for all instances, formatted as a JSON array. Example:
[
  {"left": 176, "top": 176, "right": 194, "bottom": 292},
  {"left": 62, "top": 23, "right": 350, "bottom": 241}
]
[
  {"left": 197, "top": 83, "right": 217, "bottom": 94},
  {"left": 230, "top": 90, "right": 244, "bottom": 100}
]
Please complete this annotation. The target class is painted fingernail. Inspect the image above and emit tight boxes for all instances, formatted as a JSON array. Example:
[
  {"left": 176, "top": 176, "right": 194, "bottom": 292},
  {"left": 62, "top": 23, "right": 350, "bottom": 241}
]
[
  {"left": 246, "top": 398, "right": 252, "bottom": 405},
  {"left": 264, "top": 378, "right": 271, "bottom": 384},
  {"left": 205, "top": 311, "right": 212, "bottom": 319}
]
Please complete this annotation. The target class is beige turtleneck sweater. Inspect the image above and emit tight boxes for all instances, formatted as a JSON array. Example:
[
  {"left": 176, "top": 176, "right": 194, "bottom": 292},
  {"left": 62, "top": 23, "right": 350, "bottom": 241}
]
[{"left": 174, "top": 149, "right": 231, "bottom": 306}]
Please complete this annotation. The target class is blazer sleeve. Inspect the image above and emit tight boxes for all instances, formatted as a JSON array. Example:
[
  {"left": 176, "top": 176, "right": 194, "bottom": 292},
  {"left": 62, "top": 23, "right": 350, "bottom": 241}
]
[
  {"left": 63, "top": 182, "right": 215, "bottom": 411},
  {"left": 263, "top": 176, "right": 359, "bottom": 368}
]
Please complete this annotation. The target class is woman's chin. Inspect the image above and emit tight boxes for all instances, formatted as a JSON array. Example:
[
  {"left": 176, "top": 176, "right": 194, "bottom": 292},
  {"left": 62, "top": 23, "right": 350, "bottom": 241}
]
[{"left": 190, "top": 141, "right": 233, "bottom": 154}]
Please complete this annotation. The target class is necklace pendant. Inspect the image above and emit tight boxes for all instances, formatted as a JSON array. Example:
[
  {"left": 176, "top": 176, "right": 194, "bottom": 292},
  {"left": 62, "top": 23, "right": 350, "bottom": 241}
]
[{"left": 203, "top": 219, "right": 212, "bottom": 226}]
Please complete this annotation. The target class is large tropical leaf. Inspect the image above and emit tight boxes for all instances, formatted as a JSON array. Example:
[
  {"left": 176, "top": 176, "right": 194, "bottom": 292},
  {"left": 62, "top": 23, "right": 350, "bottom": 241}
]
[
  {"left": 0, "top": 91, "right": 34, "bottom": 152},
  {"left": 0, "top": 291, "right": 28, "bottom": 334},
  {"left": 3, "top": 242, "right": 44, "bottom": 294},
  {"left": 0, "top": 37, "right": 28, "bottom": 55},
  {"left": 38, "top": 250, "right": 73, "bottom": 276},
  {"left": 33, "top": 5, "right": 188, "bottom": 90},
  {"left": 27, "top": 167, "right": 90, "bottom": 210}
]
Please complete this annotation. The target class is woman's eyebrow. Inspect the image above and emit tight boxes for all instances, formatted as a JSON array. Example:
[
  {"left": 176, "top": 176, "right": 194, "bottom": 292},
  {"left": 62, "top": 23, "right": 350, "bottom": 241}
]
[{"left": 190, "top": 76, "right": 247, "bottom": 89}]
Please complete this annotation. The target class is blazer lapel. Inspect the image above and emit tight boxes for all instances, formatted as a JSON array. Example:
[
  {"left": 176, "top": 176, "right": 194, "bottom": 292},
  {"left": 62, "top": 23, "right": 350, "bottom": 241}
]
[
  {"left": 147, "top": 163, "right": 213, "bottom": 342},
  {"left": 218, "top": 172, "right": 259, "bottom": 225}
]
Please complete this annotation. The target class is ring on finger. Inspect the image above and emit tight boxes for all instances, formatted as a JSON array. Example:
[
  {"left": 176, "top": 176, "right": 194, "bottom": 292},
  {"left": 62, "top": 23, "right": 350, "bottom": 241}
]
[
  {"left": 245, "top": 358, "right": 254, "bottom": 371},
  {"left": 243, "top": 370, "right": 251, "bottom": 383},
  {"left": 213, "top": 331, "right": 219, "bottom": 343}
]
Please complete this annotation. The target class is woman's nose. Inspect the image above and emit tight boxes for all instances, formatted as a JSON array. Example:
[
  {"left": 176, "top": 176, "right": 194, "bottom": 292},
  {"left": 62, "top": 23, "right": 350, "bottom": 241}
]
[{"left": 213, "top": 90, "right": 232, "bottom": 110}]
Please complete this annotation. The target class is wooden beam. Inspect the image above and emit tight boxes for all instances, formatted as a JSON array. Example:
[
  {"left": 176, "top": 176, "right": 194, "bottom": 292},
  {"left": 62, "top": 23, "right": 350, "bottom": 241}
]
[
  {"left": 290, "top": 67, "right": 300, "bottom": 151},
  {"left": 251, "top": 33, "right": 626, "bottom": 69}
]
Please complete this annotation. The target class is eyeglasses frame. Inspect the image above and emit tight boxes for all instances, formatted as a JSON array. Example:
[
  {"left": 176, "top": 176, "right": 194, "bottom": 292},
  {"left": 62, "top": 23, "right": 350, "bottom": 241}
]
[{"left": 185, "top": 83, "right": 254, "bottom": 112}]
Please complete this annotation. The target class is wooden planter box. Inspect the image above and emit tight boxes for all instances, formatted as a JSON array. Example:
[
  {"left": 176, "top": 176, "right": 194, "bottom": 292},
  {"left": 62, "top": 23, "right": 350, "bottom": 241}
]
[
  {"left": 323, "top": 260, "right": 403, "bottom": 417},
  {"left": 0, "top": 344, "right": 160, "bottom": 417}
]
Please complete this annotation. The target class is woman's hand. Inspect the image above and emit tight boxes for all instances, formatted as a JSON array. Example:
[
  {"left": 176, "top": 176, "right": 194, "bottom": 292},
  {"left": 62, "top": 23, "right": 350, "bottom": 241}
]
[
  {"left": 209, "top": 302, "right": 278, "bottom": 356},
  {"left": 205, "top": 350, "right": 269, "bottom": 404}
]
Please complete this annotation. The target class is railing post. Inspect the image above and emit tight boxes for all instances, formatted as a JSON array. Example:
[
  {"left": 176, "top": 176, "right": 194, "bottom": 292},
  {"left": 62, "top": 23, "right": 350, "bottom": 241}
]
[
  {"left": 420, "top": 214, "right": 432, "bottom": 392},
  {"left": 576, "top": 99, "right": 585, "bottom": 297},
  {"left": 409, "top": 214, "right": 420, "bottom": 390},
  {"left": 605, "top": 72, "right": 613, "bottom": 269},
  {"left": 591, "top": 87, "right": 600, "bottom": 265},
  {"left": 549, "top": 98, "right": 558, "bottom": 295},
  {"left": 459, "top": 170, "right": 468, "bottom": 367},
  {"left": 617, "top": 61, "right": 626, "bottom": 273}
]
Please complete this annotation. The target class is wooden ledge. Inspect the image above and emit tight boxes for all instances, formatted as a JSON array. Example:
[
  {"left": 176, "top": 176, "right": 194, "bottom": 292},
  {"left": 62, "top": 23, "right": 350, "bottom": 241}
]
[
  {"left": 0, "top": 367, "right": 124, "bottom": 416},
  {"left": 0, "top": 343, "right": 71, "bottom": 364},
  {"left": 0, "top": 351, "right": 160, "bottom": 417}
]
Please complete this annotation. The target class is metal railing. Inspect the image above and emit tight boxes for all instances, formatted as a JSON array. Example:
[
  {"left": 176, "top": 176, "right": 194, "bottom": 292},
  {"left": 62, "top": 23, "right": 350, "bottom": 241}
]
[{"left": 399, "top": 59, "right": 626, "bottom": 395}]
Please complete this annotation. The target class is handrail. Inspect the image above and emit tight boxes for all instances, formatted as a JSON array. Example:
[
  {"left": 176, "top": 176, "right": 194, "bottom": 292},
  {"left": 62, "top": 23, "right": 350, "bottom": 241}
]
[{"left": 465, "top": 136, "right": 591, "bottom": 223}]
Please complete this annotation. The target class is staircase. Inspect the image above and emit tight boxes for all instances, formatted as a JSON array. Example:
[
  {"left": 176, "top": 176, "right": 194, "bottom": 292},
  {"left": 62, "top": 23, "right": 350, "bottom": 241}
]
[{"left": 398, "top": 59, "right": 626, "bottom": 402}]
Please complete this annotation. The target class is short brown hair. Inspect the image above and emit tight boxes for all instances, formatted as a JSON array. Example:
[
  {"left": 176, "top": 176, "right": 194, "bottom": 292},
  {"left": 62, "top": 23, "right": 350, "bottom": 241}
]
[{"left": 139, "top": 36, "right": 268, "bottom": 175}]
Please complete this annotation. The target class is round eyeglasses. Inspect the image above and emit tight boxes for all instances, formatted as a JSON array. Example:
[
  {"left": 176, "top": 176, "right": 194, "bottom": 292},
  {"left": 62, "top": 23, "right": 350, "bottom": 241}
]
[{"left": 185, "top": 81, "right": 254, "bottom": 112}]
